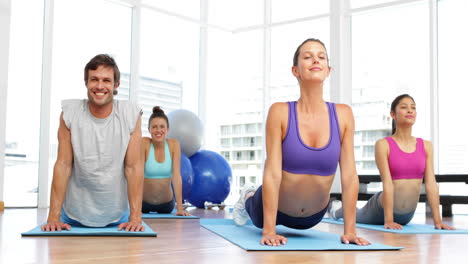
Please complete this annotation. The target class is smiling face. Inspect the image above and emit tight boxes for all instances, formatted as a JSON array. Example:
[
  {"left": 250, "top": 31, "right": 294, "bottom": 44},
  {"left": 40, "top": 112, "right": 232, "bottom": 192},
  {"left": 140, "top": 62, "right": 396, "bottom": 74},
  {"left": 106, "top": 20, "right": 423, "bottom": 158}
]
[
  {"left": 391, "top": 97, "right": 417, "bottom": 128},
  {"left": 292, "top": 40, "right": 331, "bottom": 83},
  {"left": 86, "top": 65, "right": 118, "bottom": 107},
  {"left": 149, "top": 117, "right": 169, "bottom": 143}
]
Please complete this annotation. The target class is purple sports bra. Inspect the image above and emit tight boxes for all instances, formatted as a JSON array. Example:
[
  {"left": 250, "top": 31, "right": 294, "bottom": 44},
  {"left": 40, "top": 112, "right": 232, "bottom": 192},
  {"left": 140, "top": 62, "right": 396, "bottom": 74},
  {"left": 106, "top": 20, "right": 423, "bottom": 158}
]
[
  {"left": 385, "top": 137, "right": 426, "bottom": 180},
  {"left": 282, "top": 101, "right": 341, "bottom": 176}
]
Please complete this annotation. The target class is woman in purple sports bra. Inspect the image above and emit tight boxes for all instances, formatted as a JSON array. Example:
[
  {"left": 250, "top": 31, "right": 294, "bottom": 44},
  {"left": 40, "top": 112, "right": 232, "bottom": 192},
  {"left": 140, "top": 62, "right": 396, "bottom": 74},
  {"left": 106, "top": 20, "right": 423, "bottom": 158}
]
[
  {"left": 232, "top": 38, "right": 370, "bottom": 246},
  {"left": 330, "top": 94, "right": 455, "bottom": 230}
]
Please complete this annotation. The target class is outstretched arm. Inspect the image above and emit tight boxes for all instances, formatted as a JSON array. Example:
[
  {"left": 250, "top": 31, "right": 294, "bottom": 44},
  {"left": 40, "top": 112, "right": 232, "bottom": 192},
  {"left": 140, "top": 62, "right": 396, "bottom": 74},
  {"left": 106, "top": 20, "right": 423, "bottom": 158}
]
[
  {"left": 261, "top": 103, "right": 287, "bottom": 246},
  {"left": 170, "top": 139, "right": 189, "bottom": 216},
  {"left": 42, "top": 113, "right": 73, "bottom": 231},
  {"left": 375, "top": 139, "right": 401, "bottom": 229},
  {"left": 119, "top": 115, "right": 145, "bottom": 232},
  {"left": 423, "top": 141, "right": 455, "bottom": 230},
  {"left": 337, "top": 104, "right": 370, "bottom": 245}
]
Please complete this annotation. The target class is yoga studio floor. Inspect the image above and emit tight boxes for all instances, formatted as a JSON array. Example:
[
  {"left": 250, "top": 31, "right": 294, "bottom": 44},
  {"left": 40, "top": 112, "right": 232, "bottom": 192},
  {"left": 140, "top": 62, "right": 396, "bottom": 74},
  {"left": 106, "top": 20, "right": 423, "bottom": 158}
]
[{"left": 1, "top": 208, "right": 467, "bottom": 264}]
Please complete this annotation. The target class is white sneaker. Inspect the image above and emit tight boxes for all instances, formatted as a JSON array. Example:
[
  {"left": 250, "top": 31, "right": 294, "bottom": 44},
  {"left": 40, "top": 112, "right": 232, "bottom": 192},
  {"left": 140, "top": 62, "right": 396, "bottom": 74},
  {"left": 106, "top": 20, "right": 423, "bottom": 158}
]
[
  {"left": 327, "top": 200, "right": 342, "bottom": 220},
  {"left": 232, "top": 183, "right": 257, "bottom": 226}
]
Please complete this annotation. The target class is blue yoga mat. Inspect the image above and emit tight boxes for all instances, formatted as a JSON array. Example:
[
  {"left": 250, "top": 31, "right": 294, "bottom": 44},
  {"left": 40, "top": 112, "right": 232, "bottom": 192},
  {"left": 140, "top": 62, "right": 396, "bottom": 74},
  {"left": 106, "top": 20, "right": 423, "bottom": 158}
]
[
  {"left": 200, "top": 219, "right": 402, "bottom": 251},
  {"left": 142, "top": 210, "right": 199, "bottom": 219},
  {"left": 21, "top": 222, "right": 157, "bottom": 237},
  {"left": 321, "top": 218, "right": 468, "bottom": 234}
]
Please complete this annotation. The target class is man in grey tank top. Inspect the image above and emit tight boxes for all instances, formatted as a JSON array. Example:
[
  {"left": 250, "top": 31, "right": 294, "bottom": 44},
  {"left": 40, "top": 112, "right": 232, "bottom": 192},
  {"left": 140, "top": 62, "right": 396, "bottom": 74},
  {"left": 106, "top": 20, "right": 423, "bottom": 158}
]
[{"left": 42, "top": 54, "right": 144, "bottom": 232}]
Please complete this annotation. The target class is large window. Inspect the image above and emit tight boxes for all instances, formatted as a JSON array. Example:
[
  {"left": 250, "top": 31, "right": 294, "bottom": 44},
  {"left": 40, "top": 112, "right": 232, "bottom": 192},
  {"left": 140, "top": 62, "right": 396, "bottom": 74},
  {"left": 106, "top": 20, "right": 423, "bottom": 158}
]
[
  {"left": 4, "top": 0, "right": 44, "bottom": 207},
  {"left": 352, "top": 1, "right": 430, "bottom": 174},
  {"left": 3, "top": 1, "right": 468, "bottom": 211},
  {"left": 140, "top": 8, "right": 200, "bottom": 135},
  {"left": 272, "top": 0, "right": 328, "bottom": 22},
  {"left": 438, "top": 0, "right": 468, "bottom": 175},
  {"left": 351, "top": 0, "right": 398, "bottom": 9},
  {"left": 206, "top": 26, "right": 263, "bottom": 205},
  {"left": 437, "top": 0, "right": 468, "bottom": 208},
  {"left": 205, "top": 28, "right": 263, "bottom": 150},
  {"left": 142, "top": 0, "right": 200, "bottom": 20},
  {"left": 208, "top": 0, "right": 263, "bottom": 30}
]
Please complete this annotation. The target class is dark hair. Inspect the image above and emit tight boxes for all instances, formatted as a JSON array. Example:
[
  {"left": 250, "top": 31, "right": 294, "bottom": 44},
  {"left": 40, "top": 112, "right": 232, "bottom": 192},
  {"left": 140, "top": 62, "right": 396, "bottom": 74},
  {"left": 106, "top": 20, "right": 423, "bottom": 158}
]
[
  {"left": 84, "top": 54, "right": 120, "bottom": 95},
  {"left": 148, "top": 106, "right": 169, "bottom": 128},
  {"left": 390, "top": 94, "right": 415, "bottom": 135},
  {"left": 293, "top": 38, "right": 329, "bottom": 67}
]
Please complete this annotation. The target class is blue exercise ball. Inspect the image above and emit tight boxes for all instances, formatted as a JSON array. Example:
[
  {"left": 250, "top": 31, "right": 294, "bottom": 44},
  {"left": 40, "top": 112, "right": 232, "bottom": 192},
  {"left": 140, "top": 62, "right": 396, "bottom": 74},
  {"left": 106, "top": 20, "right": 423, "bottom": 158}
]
[
  {"left": 188, "top": 150, "right": 232, "bottom": 208},
  {"left": 180, "top": 152, "right": 193, "bottom": 201}
]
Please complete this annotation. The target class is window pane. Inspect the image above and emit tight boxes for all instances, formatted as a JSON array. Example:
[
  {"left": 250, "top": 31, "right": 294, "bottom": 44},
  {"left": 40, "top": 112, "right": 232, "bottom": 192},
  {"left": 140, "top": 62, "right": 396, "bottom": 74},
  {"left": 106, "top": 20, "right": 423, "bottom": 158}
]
[
  {"left": 49, "top": 0, "right": 132, "bottom": 187},
  {"left": 271, "top": 18, "right": 330, "bottom": 103},
  {"left": 438, "top": 0, "right": 468, "bottom": 209},
  {"left": 140, "top": 9, "right": 199, "bottom": 135},
  {"left": 207, "top": 29, "right": 263, "bottom": 205},
  {"left": 351, "top": 0, "right": 400, "bottom": 9},
  {"left": 352, "top": 2, "right": 430, "bottom": 174},
  {"left": 438, "top": 0, "right": 468, "bottom": 174},
  {"left": 208, "top": 0, "right": 263, "bottom": 30},
  {"left": 272, "top": 0, "right": 329, "bottom": 22},
  {"left": 141, "top": 0, "right": 200, "bottom": 20},
  {"left": 4, "top": 0, "right": 44, "bottom": 207}
]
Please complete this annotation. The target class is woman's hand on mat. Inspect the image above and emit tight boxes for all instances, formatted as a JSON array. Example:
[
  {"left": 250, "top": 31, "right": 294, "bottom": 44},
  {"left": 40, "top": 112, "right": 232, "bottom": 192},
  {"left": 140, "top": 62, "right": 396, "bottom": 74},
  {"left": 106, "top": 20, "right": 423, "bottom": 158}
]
[
  {"left": 175, "top": 210, "right": 190, "bottom": 216},
  {"left": 435, "top": 223, "right": 456, "bottom": 230},
  {"left": 384, "top": 221, "right": 403, "bottom": 229},
  {"left": 41, "top": 221, "right": 71, "bottom": 232},
  {"left": 341, "top": 234, "right": 371, "bottom": 246},
  {"left": 260, "top": 233, "right": 288, "bottom": 246},
  {"left": 118, "top": 221, "right": 145, "bottom": 232}
]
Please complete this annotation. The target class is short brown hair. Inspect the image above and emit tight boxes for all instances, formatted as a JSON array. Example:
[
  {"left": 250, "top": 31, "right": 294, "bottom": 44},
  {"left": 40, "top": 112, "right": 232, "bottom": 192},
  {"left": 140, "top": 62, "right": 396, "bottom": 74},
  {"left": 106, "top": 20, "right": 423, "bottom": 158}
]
[{"left": 84, "top": 54, "right": 120, "bottom": 86}]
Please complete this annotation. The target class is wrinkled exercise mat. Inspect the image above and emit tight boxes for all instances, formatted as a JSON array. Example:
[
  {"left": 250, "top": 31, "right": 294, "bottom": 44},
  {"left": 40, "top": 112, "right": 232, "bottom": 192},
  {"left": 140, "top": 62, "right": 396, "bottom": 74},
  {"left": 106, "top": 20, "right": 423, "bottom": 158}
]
[
  {"left": 321, "top": 218, "right": 468, "bottom": 234},
  {"left": 142, "top": 210, "right": 199, "bottom": 219},
  {"left": 22, "top": 222, "right": 157, "bottom": 237},
  {"left": 200, "top": 219, "right": 402, "bottom": 251}
]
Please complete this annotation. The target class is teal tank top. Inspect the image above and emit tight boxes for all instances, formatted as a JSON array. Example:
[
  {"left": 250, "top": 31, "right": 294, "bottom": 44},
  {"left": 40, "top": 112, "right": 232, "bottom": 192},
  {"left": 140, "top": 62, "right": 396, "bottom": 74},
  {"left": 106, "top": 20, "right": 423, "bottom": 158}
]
[{"left": 144, "top": 140, "right": 172, "bottom": 179}]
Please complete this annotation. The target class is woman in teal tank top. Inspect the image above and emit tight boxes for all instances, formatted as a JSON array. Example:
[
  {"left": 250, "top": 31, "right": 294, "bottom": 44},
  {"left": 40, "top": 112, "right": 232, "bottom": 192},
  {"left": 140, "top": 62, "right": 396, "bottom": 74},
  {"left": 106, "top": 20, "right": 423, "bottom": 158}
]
[{"left": 141, "top": 106, "right": 190, "bottom": 216}]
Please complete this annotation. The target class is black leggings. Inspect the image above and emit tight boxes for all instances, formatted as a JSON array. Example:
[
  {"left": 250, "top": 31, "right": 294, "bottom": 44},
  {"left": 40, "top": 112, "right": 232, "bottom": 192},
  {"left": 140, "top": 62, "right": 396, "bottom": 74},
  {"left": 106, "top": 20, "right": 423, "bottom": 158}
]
[
  {"left": 245, "top": 185, "right": 327, "bottom": 230},
  {"left": 142, "top": 198, "right": 175, "bottom": 214}
]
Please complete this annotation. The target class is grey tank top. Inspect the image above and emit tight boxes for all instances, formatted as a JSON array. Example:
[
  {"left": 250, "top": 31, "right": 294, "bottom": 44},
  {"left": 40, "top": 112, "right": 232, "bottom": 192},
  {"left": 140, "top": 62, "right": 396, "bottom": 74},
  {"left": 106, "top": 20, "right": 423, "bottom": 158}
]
[{"left": 62, "top": 99, "right": 141, "bottom": 227}]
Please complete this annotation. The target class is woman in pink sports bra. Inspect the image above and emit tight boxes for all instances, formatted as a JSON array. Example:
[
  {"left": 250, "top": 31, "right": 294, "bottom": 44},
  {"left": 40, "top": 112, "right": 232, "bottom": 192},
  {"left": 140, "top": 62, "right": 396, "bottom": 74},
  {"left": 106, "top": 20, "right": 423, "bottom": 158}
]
[
  {"left": 330, "top": 94, "right": 455, "bottom": 230},
  {"left": 232, "top": 38, "right": 370, "bottom": 246}
]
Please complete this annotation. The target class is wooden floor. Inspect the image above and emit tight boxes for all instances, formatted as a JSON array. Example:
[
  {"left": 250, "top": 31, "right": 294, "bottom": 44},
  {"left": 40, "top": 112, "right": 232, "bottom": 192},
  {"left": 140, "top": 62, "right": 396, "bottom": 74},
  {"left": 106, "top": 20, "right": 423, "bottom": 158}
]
[{"left": 1, "top": 208, "right": 467, "bottom": 264}]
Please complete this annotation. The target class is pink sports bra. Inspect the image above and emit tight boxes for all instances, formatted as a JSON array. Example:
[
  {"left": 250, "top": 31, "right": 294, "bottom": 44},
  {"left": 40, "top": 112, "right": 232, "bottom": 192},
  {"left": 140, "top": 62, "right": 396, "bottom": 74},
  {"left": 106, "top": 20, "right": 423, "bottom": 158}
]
[{"left": 385, "top": 137, "right": 426, "bottom": 180}]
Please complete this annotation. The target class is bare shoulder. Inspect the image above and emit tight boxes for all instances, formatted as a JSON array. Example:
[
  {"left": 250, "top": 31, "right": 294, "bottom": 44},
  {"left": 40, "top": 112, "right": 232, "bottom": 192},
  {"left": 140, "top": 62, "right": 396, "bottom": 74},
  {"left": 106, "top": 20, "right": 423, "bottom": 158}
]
[
  {"left": 334, "top": 103, "right": 353, "bottom": 117},
  {"left": 422, "top": 139, "right": 433, "bottom": 151},
  {"left": 334, "top": 104, "right": 354, "bottom": 134},
  {"left": 269, "top": 102, "right": 290, "bottom": 126},
  {"left": 141, "top": 137, "right": 151, "bottom": 146},
  {"left": 167, "top": 138, "right": 180, "bottom": 148},
  {"left": 268, "top": 102, "right": 288, "bottom": 114},
  {"left": 375, "top": 138, "right": 389, "bottom": 149}
]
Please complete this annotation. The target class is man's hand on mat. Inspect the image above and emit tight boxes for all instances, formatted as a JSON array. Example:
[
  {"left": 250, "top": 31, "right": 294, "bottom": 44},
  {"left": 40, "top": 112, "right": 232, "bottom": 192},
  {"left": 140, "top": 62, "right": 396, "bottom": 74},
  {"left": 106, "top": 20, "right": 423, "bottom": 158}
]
[
  {"left": 260, "top": 233, "right": 288, "bottom": 246},
  {"left": 175, "top": 210, "right": 191, "bottom": 216},
  {"left": 41, "top": 221, "right": 71, "bottom": 232},
  {"left": 384, "top": 221, "right": 403, "bottom": 230},
  {"left": 118, "top": 221, "right": 145, "bottom": 232},
  {"left": 435, "top": 223, "right": 456, "bottom": 230},
  {"left": 341, "top": 234, "right": 371, "bottom": 246}
]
